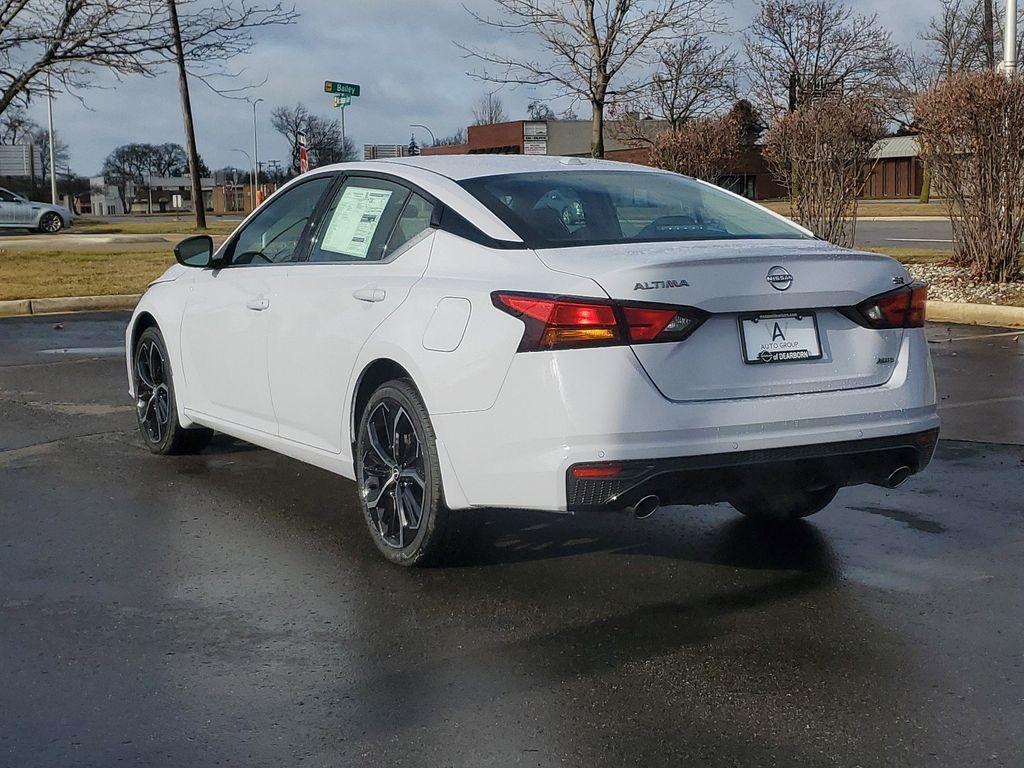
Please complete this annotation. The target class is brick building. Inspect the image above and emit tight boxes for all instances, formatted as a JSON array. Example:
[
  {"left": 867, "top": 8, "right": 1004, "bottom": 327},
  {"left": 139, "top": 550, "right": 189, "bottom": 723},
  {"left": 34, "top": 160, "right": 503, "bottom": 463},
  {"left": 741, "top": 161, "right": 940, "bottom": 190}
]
[{"left": 421, "top": 119, "right": 782, "bottom": 200}]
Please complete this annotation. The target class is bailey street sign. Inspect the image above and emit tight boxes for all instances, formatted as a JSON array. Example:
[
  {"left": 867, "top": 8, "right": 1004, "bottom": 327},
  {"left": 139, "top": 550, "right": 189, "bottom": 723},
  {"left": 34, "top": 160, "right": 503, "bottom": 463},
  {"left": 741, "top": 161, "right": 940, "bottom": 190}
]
[{"left": 324, "top": 80, "right": 360, "bottom": 97}]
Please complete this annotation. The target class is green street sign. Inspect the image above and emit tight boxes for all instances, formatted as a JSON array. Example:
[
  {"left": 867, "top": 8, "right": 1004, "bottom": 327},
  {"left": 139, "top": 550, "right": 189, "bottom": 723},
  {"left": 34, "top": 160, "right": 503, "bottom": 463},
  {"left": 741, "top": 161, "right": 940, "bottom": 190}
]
[
  {"left": 324, "top": 80, "right": 360, "bottom": 97},
  {"left": 332, "top": 95, "right": 351, "bottom": 108}
]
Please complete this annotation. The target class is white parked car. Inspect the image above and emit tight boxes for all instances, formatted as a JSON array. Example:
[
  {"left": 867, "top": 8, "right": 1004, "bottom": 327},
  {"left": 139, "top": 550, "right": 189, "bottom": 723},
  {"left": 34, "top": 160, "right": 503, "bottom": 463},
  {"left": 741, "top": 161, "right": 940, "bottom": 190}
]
[
  {"left": 0, "top": 186, "right": 73, "bottom": 232},
  {"left": 126, "top": 156, "right": 939, "bottom": 566}
]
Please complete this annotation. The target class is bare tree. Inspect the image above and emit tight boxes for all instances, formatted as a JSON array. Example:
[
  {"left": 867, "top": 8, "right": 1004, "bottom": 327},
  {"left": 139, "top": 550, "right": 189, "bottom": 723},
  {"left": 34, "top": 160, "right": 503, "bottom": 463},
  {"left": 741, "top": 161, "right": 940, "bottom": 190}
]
[
  {"left": 763, "top": 96, "right": 885, "bottom": 247},
  {"left": 526, "top": 100, "right": 555, "bottom": 120},
  {"left": 916, "top": 71, "right": 1024, "bottom": 283},
  {"left": 433, "top": 128, "right": 467, "bottom": 146},
  {"left": 31, "top": 128, "right": 70, "bottom": 180},
  {"left": 462, "top": 0, "right": 722, "bottom": 157},
  {"left": 0, "top": 106, "right": 38, "bottom": 144},
  {"left": 0, "top": 1, "right": 297, "bottom": 118},
  {"left": 920, "top": 1, "right": 987, "bottom": 79},
  {"left": 647, "top": 112, "right": 743, "bottom": 181},
  {"left": 271, "top": 103, "right": 354, "bottom": 174},
  {"left": 471, "top": 92, "right": 507, "bottom": 125},
  {"left": 641, "top": 38, "right": 737, "bottom": 127},
  {"left": 744, "top": 0, "right": 906, "bottom": 120}
]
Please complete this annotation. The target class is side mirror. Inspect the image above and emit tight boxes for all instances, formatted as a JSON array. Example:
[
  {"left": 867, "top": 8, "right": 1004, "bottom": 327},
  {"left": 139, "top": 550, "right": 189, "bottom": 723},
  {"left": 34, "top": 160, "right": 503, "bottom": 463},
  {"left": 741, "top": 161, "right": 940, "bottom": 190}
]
[{"left": 174, "top": 235, "right": 214, "bottom": 268}]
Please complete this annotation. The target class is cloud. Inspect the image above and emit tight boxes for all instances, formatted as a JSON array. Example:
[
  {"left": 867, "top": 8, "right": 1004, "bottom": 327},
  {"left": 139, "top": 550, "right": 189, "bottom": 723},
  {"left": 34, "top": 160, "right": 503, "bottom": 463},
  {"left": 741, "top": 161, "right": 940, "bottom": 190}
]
[{"left": 35, "top": 0, "right": 934, "bottom": 176}]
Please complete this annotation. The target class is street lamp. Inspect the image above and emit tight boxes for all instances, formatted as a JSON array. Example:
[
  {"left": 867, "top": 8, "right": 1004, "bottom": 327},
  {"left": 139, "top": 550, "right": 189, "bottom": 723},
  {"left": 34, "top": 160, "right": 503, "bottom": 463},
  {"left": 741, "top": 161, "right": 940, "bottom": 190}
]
[
  {"left": 233, "top": 148, "right": 253, "bottom": 211},
  {"left": 248, "top": 97, "right": 264, "bottom": 209},
  {"left": 410, "top": 123, "right": 436, "bottom": 147},
  {"left": 1000, "top": 0, "right": 1018, "bottom": 75}
]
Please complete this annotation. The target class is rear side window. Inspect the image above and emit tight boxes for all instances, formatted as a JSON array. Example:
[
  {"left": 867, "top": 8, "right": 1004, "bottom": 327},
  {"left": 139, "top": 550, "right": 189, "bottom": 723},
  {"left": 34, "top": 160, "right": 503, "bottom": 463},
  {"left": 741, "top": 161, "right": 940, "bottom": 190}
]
[
  {"left": 384, "top": 193, "right": 434, "bottom": 257},
  {"left": 459, "top": 170, "right": 807, "bottom": 249},
  {"left": 310, "top": 177, "right": 410, "bottom": 263}
]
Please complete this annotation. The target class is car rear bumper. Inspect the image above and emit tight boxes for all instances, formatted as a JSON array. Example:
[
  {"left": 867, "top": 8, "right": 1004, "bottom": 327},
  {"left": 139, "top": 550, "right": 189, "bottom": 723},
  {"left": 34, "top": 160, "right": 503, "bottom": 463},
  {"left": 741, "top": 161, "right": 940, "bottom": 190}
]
[
  {"left": 432, "top": 329, "right": 938, "bottom": 512},
  {"left": 566, "top": 428, "right": 939, "bottom": 511}
]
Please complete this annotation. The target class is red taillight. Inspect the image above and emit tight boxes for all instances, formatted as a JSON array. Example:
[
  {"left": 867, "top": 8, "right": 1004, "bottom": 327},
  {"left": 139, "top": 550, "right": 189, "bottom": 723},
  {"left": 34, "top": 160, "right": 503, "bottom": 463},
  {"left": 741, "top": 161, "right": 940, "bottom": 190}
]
[
  {"left": 852, "top": 283, "right": 928, "bottom": 329},
  {"left": 492, "top": 292, "right": 707, "bottom": 351}
]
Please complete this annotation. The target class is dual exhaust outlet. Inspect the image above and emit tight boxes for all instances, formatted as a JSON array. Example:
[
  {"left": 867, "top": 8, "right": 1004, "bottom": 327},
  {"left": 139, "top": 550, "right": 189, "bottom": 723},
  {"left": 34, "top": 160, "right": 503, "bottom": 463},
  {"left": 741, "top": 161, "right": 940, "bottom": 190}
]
[
  {"left": 627, "top": 494, "right": 660, "bottom": 520},
  {"left": 624, "top": 465, "right": 911, "bottom": 519}
]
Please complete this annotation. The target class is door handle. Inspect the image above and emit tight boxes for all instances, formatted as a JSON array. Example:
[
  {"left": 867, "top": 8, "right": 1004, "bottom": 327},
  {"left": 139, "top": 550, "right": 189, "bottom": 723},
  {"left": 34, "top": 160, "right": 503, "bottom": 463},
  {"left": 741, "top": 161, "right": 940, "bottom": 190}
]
[
  {"left": 246, "top": 295, "right": 270, "bottom": 311},
  {"left": 352, "top": 287, "right": 386, "bottom": 303}
]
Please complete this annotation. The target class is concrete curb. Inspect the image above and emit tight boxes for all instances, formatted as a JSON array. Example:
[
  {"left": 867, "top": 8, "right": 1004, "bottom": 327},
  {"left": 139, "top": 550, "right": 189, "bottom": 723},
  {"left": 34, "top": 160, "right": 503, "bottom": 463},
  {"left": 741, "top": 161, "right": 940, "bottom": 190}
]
[
  {"left": 0, "top": 294, "right": 141, "bottom": 318},
  {"left": 928, "top": 301, "right": 1024, "bottom": 328}
]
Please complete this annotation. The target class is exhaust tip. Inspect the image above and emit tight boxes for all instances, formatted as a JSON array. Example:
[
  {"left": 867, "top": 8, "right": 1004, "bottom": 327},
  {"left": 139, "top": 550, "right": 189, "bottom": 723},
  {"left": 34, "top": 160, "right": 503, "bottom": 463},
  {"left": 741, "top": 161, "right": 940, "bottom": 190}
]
[
  {"left": 632, "top": 495, "right": 660, "bottom": 520},
  {"left": 885, "top": 466, "right": 912, "bottom": 489}
]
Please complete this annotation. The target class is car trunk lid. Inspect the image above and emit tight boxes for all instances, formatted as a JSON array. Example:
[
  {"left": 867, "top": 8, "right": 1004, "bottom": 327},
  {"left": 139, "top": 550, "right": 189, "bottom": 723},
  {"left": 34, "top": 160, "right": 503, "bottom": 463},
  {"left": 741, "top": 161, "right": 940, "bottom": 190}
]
[{"left": 533, "top": 239, "right": 909, "bottom": 402}]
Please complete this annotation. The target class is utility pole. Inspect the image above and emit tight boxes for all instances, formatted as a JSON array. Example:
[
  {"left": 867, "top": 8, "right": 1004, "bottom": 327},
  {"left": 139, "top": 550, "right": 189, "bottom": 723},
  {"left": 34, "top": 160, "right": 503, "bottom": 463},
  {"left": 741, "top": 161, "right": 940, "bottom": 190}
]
[
  {"left": 1002, "top": 0, "right": 1019, "bottom": 74},
  {"left": 251, "top": 97, "right": 262, "bottom": 209},
  {"left": 167, "top": 0, "right": 207, "bottom": 229},
  {"left": 45, "top": 71, "right": 57, "bottom": 204}
]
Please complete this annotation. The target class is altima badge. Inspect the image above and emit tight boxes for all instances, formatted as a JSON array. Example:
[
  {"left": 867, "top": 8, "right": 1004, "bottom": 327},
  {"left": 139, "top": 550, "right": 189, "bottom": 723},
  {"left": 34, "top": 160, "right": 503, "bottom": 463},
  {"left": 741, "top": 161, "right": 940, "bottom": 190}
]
[
  {"left": 634, "top": 279, "right": 690, "bottom": 290},
  {"left": 766, "top": 266, "right": 793, "bottom": 291}
]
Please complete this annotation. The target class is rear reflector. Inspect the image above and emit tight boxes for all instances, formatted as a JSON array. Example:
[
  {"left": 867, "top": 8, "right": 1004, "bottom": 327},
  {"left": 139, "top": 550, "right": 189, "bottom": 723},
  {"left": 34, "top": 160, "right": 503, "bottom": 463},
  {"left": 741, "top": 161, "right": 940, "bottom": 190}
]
[
  {"left": 492, "top": 292, "right": 707, "bottom": 352},
  {"left": 847, "top": 282, "right": 928, "bottom": 329},
  {"left": 571, "top": 464, "right": 623, "bottom": 479}
]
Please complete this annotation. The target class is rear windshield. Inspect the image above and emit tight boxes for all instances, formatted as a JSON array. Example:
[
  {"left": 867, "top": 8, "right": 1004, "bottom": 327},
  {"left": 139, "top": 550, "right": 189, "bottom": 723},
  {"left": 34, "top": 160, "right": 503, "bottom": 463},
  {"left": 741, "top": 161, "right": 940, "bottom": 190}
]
[{"left": 459, "top": 170, "right": 807, "bottom": 249}]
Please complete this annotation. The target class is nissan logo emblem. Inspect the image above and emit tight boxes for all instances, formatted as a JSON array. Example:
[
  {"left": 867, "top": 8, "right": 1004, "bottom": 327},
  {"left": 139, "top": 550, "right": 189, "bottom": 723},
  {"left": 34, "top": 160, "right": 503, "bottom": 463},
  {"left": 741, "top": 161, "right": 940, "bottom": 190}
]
[{"left": 766, "top": 266, "right": 793, "bottom": 291}]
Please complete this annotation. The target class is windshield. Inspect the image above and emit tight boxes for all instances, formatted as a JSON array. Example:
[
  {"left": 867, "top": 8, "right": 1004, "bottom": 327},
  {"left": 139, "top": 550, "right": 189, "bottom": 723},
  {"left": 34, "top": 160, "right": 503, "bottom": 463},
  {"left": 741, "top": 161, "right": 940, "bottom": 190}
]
[{"left": 460, "top": 170, "right": 807, "bottom": 248}]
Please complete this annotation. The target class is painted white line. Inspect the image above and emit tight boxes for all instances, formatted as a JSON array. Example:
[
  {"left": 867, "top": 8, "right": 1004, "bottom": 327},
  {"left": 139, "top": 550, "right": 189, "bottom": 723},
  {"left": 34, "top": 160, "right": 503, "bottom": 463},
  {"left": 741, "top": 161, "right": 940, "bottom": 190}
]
[
  {"left": 38, "top": 347, "right": 123, "bottom": 356},
  {"left": 934, "top": 330, "right": 1022, "bottom": 342},
  {"left": 885, "top": 238, "right": 953, "bottom": 243},
  {"left": 939, "top": 395, "right": 1024, "bottom": 410}
]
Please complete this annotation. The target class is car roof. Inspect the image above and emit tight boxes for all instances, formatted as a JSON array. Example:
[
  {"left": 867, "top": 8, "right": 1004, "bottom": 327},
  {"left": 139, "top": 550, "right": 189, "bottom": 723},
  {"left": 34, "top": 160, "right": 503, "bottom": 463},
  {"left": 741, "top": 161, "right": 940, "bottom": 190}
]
[{"left": 319, "top": 154, "right": 666, "bottom": 182}]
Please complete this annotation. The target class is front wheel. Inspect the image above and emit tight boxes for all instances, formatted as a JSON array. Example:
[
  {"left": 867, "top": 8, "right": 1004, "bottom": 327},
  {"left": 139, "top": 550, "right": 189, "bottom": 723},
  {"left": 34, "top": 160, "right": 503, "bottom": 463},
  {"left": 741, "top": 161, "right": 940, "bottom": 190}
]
[
  {"left": 731, "top": 485, "right": 839, "bottom": 522},
  {"left": 134, "top": 326, "right": 213, "bottom": 455},
  {"left": 355, "top": 379, "right": 463, "bottom": 566},
  {"left": 37, "top": 212, "right": 64, "bottom": 233}
]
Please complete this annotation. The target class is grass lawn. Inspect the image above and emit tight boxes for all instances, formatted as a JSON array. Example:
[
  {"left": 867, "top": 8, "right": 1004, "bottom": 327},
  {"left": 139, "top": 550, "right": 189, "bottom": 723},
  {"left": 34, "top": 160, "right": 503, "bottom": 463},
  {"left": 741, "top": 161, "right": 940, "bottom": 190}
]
[
  {"left": 70, "top": 218, "right": 238, "bottom": 236},
  {"left": 0, "top": 247, "right": 174, "bottom": 300}
]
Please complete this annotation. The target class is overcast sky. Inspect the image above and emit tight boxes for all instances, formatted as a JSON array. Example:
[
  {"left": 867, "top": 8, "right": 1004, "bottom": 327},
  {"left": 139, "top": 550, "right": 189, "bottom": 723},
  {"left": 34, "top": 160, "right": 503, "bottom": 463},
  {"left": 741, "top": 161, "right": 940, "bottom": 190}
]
[{"left": 37, "top": 0, "right": 937, "bottom": 177}]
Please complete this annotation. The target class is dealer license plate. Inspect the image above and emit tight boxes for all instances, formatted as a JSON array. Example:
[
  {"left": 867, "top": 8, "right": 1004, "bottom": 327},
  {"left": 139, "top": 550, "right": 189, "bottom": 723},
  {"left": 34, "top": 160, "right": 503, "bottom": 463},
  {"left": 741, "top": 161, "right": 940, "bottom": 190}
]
[{"left": 740, "top": 312, "right": 822, "bottom": 364}]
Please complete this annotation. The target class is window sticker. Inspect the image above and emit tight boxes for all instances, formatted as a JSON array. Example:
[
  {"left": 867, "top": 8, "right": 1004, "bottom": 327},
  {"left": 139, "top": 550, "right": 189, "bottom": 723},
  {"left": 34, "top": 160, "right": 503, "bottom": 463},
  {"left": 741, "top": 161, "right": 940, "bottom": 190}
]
[{"left": 320, "top": 186, "right": 393, "bottom": 258}]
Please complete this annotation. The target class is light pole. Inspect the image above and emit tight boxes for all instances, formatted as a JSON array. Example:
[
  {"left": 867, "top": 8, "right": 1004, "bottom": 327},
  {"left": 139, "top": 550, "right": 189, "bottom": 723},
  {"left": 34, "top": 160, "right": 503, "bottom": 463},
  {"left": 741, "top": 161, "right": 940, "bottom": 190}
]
[
  {"left": 1001, "top": 0, "right": 1018, "bottom": 74},
  {"left": 233, "top": 148, "right": 253, "bottom": 210},
  {"left": 410, "top": 123, "right": 436, "bottom": 147},
  {"left": 250, "top": 97, "right": 263, "bottom": 209},
  {"left": 45, "top": 71, "right": 57, "bottom": 204}
]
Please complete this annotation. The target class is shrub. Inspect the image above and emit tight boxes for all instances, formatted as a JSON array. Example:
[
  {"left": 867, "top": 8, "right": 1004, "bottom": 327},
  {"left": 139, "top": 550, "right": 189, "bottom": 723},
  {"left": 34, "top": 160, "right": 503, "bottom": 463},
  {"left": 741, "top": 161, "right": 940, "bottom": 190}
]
[
  {"left": 762, "top": 96, "right": 885, "bottom": 247},
  {"left": 915, "top": 71, "right": 1024, "bottom": 284},
  {"left": 647, "top": 113, "right": 743, "bottom": 182}
]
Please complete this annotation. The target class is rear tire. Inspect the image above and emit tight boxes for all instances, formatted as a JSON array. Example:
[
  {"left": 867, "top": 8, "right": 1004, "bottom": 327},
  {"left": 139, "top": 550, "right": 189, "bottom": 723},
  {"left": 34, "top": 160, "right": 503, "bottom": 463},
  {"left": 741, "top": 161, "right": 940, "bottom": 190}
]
[
  {"left": 731, "top": 485, "right": 839, "bottom": 522},
  {"left": 133, "top": 326, "right": 213, "bottom": 455},
  {"left": 37, "top": 212, "right": 64, "bottom": 233},
  {"left": 355, "top": 379, "right": 463, "bottom": 567}
]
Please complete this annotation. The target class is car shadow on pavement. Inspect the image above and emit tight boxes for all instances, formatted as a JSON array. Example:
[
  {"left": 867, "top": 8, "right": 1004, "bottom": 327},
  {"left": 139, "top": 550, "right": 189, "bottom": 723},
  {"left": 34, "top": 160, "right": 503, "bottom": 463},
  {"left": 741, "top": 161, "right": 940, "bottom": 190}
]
[{"left": 446, "top": 506, "right": 839, "bottom": 576}]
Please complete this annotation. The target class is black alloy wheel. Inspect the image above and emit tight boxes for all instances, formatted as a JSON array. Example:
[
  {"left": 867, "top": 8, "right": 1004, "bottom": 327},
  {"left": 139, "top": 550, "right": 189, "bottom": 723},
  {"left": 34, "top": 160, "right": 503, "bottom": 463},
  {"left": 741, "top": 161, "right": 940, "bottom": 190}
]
[
  {"left": 133, "top": 326, "right": 212, "bottom": 455},
  {"left": 355, "top": 379, "right": 463, "bottom": 566}
]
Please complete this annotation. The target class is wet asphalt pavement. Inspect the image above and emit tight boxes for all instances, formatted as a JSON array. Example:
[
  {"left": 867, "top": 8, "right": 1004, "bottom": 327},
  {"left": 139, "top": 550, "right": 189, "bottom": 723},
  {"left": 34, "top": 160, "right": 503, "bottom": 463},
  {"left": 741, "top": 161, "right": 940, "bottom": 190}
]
[{"left": 1, "top": 313, "right": 1022, "bottom": 767}]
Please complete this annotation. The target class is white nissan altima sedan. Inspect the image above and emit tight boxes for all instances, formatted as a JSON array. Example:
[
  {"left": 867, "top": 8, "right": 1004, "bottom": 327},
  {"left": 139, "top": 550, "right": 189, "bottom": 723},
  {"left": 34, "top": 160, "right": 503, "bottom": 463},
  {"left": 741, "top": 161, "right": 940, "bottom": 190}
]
[{"left": 126, "top": 155, "right": 939, "bottom": 566}]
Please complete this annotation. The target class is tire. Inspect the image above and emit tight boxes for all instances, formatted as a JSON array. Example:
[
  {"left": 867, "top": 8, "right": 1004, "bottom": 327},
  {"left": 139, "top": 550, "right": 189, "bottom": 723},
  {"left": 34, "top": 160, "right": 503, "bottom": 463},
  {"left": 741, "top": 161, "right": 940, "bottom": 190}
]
[
  {"left": 133, "top": 326, "right": 213, "bottom": 455},
  {"left": 355, "top": 378, "right": 463, "bottom": 567},
  {"left": 37, "top": 212, "right": 64, "bottom": 233},
  {"left": 731, "top": 485, "right": 839, "bottom": 522}
]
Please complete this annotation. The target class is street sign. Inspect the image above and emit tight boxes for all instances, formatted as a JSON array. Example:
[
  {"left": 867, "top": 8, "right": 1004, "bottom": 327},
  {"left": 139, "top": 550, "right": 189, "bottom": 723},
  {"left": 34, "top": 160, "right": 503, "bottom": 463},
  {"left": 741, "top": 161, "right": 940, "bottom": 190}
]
[
  {"left": 324, "top": 80, "right": 360, "bottom": 97},
  {"left": 332, "top": 95, "right": 351, "bottom": 108}
]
